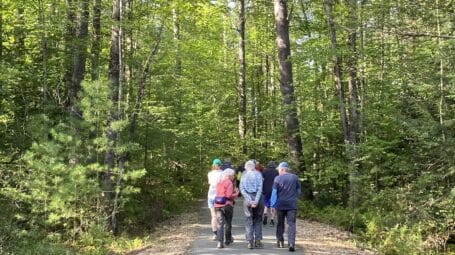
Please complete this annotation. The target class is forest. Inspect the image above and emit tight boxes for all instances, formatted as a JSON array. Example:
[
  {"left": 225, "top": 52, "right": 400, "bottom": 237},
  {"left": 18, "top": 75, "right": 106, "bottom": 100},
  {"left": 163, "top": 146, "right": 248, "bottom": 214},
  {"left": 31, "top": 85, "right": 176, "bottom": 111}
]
[{"left": 0, "top": 0, "right": 454, "bottom": 254}]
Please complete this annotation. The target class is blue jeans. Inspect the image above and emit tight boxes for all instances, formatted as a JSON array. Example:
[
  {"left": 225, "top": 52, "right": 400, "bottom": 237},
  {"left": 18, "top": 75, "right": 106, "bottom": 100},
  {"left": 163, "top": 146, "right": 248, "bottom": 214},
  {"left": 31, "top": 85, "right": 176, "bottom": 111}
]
[
  {"left": 276, "top": 209, "right": 297, "bottom": 247},
  {"left": 243, "top": 195, "right": 264, "bottom": 241}
]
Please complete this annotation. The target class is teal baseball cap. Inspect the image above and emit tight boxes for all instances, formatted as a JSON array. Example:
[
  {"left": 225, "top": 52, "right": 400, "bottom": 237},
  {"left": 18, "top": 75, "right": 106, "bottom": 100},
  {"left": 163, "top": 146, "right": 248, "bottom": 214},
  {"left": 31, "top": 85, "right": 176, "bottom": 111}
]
[{"left": 212, "top": 158, "right": 222, "bottom": 166}]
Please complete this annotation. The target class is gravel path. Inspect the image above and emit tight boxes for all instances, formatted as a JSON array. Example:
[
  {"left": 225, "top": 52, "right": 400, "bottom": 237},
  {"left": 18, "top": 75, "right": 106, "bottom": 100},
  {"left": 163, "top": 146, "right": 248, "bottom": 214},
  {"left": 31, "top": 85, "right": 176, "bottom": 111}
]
[{"left": 131, "top": 198, "right": 375, "bottom": 255}]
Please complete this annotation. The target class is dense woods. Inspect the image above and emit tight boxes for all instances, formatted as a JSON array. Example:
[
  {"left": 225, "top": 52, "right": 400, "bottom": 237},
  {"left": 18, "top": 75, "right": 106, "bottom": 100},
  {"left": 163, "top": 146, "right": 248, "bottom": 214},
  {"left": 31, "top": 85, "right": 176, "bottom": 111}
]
[{"left": 0, "top": 0, "right": 454, "bottom": 254}]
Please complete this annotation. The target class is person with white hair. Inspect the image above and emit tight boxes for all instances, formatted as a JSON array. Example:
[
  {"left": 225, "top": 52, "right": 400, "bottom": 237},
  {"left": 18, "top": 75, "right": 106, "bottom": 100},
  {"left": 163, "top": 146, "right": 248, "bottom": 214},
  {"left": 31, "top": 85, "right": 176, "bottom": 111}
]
[
  {"left": 271, "top": 162, "right": 301, "bottom": 252},
  {"left": 239, "top": 160, "right": 264, "bottom": 249},
  {"left": 214, "top": 168, "right": 239, "bottom": 248}
]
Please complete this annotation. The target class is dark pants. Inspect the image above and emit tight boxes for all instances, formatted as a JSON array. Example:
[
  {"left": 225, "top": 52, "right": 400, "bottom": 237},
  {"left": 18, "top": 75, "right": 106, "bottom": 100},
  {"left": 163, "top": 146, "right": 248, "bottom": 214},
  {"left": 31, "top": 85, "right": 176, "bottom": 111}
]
[
  {"left": 216, "top": 205, "right": 234, "bottom": 243},
  {"left": 276, "top": 209, "right": 297, "bottom": 247},
  {"left": 243, "top": 195, "right": 264, "bottom": 241}
]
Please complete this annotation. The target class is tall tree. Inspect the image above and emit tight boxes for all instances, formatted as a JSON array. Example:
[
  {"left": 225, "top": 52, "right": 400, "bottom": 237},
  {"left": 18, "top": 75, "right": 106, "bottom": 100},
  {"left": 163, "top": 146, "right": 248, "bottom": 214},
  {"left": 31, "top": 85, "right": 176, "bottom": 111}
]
[
  {"left": 237, "top": 0, "right": 247, "bottom": 154},
  {"left": 274, "top": 0, "right": 312, "bottom": 199},
  {"left": 70, "top": 0, "right": 90, "bottom": 117},
  {"left": 63, "top": 0, "right": 76, "bottom": 110},
  {"left": 91, "top": 0, "right": 101, "bottom": 81},
  {"left": 104, "top": 0, "right": 122, "bottom": 235},
  {"left": 0, "top": 0, "right": 2, "bottom": 63},
  {"left": 172, "top": 2, "right": 181, "bottom": 75},
  {"left": 345, "top": 0, "right": 361, "bottom": 212},
  {"left": 323, "top": 0, "right": 349, "bottom": 143}
]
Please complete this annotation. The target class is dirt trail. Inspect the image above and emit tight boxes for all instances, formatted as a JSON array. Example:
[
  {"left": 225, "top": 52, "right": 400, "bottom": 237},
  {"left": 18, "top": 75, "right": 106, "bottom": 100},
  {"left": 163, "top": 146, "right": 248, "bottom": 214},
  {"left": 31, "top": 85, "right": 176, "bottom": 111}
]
[{"left": 131, "top": 199, "right": 375, "bottom": 255}]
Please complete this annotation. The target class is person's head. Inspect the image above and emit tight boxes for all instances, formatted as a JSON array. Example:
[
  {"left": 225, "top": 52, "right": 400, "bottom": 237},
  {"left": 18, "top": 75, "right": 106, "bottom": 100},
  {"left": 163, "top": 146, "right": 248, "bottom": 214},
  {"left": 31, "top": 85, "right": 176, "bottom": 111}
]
[
  {"left": 212, "top": 158, "right": 222, "bottom": 170},
  {"left": 267, "top": 160, "right": 276, "bottom": 169},
  {"left": 222, "top": 168, "right": 236, "bottom": 180},
  {"left": 277, "top": 161, "right": 289, "bottom": 175},
  {"left": 244, "top": 160, "right": 256, "bottom": 171}
]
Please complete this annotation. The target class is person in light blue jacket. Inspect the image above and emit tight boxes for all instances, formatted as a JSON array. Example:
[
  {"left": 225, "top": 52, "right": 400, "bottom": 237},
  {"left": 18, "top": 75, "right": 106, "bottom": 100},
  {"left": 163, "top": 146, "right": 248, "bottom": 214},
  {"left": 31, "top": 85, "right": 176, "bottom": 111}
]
[{"left": 270, "top": 162, "right": 301, "bottom": 252}]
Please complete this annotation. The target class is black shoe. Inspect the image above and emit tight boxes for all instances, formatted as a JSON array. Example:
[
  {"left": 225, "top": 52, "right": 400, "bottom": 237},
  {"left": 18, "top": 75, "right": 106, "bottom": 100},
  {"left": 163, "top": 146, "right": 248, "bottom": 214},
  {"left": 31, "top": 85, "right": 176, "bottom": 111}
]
[
  {"left": 277, "top": 240, "right": 284, "bottom": 248},
  {"left": 217, "top": 242, "right": 224, "bottom": 249},
  {"left": 270, "top": 219, "right": 275, "bottom": 226},
  {"left": 255, "top": 240, "right": 263, "bottom": 248},
  {"left": 262, "top": 215, "right": 268, "bottom": 225},
  {"left": 289, "top": 246, "right": 295, "bottom": 252},
  {"left": 225, "top": 237, "right": 234, "bottom": 245},
  {"left": 247, "top": 241, "right": 254, "bottom": 249}
]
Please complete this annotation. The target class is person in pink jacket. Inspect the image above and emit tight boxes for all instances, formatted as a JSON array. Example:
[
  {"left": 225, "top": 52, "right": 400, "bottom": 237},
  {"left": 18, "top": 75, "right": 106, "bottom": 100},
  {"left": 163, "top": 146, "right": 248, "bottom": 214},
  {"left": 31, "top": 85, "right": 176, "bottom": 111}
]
[{"left": 214, "top": 168, "right": 239, "bottom": 248}]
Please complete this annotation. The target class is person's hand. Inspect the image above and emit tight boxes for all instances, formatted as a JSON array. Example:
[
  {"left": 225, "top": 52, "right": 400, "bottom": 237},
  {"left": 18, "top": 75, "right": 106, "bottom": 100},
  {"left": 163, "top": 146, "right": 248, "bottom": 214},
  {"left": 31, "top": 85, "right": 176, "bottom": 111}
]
[{"left": 250, "top": 202, "right": 257, "bottom": 208}]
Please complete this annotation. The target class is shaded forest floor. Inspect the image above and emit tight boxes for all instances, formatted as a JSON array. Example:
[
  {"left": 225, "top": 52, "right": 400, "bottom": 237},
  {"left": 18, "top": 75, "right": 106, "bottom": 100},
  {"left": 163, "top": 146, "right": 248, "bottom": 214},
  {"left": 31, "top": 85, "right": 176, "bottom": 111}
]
[{"left": 126, "top": 199, "right": 375, "bottom": 255}]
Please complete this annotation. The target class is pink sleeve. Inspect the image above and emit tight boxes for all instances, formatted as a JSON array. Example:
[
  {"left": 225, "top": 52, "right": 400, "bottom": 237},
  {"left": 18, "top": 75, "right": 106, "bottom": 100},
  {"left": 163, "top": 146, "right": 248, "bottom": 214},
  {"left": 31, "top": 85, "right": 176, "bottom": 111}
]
[{"left": 226, "top": 181, "right": 234, "bottom": 199}]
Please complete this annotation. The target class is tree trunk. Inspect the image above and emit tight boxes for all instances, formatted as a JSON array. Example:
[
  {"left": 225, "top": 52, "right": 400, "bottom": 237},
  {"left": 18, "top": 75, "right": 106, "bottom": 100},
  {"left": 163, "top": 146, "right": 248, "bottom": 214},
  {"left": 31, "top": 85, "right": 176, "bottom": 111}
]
[
  {"left": 436, "top": 0, "right": 446, "bottom": 142},
  {"left": 64, "top": 0, "right": 76, "bottom": 109},
  {"left": 69, "top": 0, "right": 90, "bottom": 117},
  {"left": 0, "top": 0, "right": 2, "bottom": 63},
  {"left": 128, "top": 24, "right": 163, "bottom": 140},
  {"left": 172, "top": 5, "right": 181, "bottom": 75},
  {"left": 104, "top": 0, "right": 122, "bottom": 235},
  {"left": 274, "top": 0, "right": 312, "bottom": 200},
  {"left": 346, "top": 0, "right": 360, "bottom": 215},
  {"left": 238, "top": 0, "right": 247, "bottom": 154},
  {"left": 38, "top": 0, "right": 48, "bottom": 108},
  {"left": 323, "top": 0, "right": 349, "bottom": 143},
  {"left": 91, "top": 0, "right": 101, "bottom": 81}
]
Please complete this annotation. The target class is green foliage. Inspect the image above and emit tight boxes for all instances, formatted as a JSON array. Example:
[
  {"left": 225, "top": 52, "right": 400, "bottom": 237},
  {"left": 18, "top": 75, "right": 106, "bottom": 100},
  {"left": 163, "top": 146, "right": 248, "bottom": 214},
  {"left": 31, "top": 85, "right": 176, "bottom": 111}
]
[
  {"left": 298, "top": 200, "right": 355, "bottom": 230},
  {"left": 371, "top": 223, "right": 424, "bottom": 255}
]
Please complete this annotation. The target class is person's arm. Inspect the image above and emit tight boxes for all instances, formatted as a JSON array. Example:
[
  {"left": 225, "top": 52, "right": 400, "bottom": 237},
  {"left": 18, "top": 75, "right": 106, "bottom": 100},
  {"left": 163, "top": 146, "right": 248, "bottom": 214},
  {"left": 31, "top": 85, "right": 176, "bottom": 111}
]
[
  {"left": 254, "top": 173, "right": 263, "bottom": 205},
  {"left": 239, "top": 175, "right": 250, "bottom": 203},
  {"left": 270, "top": 188, "right": 277, "bottom": 208}
]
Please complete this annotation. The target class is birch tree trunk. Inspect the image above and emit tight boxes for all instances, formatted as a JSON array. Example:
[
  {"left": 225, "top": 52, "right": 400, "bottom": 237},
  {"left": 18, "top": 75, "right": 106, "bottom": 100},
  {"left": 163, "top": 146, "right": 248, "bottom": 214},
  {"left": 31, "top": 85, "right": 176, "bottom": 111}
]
[
  {"left": 172, "top": 4, "right": 181, "bottom": 75},
  {"left": 238, "top": 0, "right": 247, "bottom": 154},
  {"left": 274, "top": 0, "right": 312, "bottom": 199}
]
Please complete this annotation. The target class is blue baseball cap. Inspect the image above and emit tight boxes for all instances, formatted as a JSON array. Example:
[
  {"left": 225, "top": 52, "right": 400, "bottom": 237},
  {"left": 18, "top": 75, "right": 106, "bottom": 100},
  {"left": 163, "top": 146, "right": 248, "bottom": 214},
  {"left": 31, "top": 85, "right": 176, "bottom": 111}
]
[{"left": 277, "top": 162, "right": 289, "bottom": 169}]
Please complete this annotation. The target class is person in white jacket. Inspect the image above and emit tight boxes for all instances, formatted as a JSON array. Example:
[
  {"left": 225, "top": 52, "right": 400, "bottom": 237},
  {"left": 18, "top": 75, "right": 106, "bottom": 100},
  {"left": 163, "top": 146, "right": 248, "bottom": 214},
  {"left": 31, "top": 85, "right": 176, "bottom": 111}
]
[{"left": 207, "top": 158, "right": 223, "bottom": 240}]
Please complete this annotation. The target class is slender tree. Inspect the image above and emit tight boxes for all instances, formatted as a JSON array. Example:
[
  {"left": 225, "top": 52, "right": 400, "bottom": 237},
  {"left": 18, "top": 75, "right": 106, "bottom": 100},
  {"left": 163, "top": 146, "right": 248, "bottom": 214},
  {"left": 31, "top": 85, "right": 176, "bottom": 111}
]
[
  {"left": 172, "top": 2, "right": 181, "bottom": 75},
  {"left": 345, "top": 0, "right": 361, "bottom": 218},
  {"left": 323, "top": 0, "right": 349, "bottom": 143},
  {"left": 238, "top": 0, "right": 247, "bottom": 154},
  {"left": 104, "top": 0, "right": 122, "bottom": 235},
  {"left": 0, "top": 0, "right": 2, "bottom": 63},
  {"left": 69, "top": 0, "right": 90, "bottom": 117},
  {"left": 91, "top": 0, "right": 101, "bottom": 81},
  {"left": 63, "top": 0, "right": 76, "bottom": 109}
]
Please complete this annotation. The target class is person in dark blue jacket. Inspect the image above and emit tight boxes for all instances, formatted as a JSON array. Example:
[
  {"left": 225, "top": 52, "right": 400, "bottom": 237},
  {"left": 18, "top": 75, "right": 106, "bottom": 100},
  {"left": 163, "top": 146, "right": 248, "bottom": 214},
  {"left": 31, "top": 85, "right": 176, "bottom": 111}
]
[{"left": 270, "top": 162, "right": 301, "bottom": 252}]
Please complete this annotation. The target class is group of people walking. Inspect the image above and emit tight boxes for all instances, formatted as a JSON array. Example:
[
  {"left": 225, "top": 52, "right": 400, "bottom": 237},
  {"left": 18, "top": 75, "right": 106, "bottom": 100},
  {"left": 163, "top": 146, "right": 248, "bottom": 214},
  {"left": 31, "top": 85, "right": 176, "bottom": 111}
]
[{"left": 207, "top": 158, "right": 301, "bottom": 252}]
